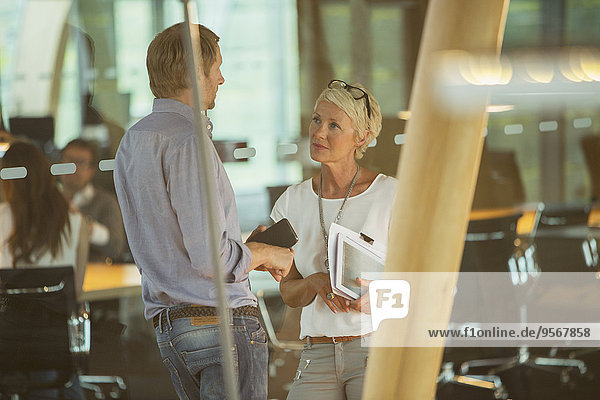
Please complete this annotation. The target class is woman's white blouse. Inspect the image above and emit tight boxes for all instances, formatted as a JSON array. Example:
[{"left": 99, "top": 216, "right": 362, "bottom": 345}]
[
  {"left": 271, "top": 174, "right": 397, "bottom": 339},
  {"left": 0, "top": 203, "right": 84, "bottom": 280}
]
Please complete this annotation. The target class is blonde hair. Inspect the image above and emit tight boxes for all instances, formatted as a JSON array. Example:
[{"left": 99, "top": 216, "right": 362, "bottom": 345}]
[
  {"left": 147, "top": 23, "right": 220, "bottom": 98},
  {"left": 314, "top": 82, "right": 382, "bottom": 159}
]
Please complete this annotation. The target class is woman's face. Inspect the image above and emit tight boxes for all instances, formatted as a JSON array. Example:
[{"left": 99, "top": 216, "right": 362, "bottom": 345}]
[{"left": 309, "top": 101, "right": 359, "bottom": 165}]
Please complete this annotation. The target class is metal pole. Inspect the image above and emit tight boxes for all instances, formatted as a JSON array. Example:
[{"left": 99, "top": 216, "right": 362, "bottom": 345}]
[{"left": 180, "top": 2, "right": 240, "bottom": 399}]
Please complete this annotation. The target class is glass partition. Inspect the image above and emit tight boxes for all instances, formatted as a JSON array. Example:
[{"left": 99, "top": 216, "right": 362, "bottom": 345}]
[{"left": 1, "top": 1, "right": 600, "bottom": 399}]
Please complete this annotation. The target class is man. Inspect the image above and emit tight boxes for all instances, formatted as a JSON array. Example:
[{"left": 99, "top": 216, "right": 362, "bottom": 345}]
[
  {"left": 113, "top": 23, "right": 294, "bottom": 399},
  {"left": 60, "top": 139, "right": 125, "bottom": 262}
]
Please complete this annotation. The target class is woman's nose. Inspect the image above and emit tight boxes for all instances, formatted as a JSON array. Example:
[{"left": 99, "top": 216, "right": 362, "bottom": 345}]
[{"left": 313, "top": 124, "right": 327, "bottom": 139}]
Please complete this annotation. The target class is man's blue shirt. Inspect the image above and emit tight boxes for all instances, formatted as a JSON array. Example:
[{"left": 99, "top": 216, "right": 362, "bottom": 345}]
[{"left": 114, "top": 98, "right": 254, "bottom": 319}]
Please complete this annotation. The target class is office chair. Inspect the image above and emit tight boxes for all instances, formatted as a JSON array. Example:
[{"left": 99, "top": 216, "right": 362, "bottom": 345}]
[
  {"left": 537, "top": 203, "right": 590, "bottom": 228},
  {"left": 529, "top": 203, "right": 598, "bottom": 384},
  {"left": 533, "top": 203, "right": 597, "bottom": 272},
  {"left": 78, "top": 301, "right": 127, "bottom": 400},
  {"left": 0, "top": 266, "right": 126, "bottom": 400},
  {"left": 0, "top": 266, "right": 89, "bottom": 399},
  {"left": 439, "top": 212, "right": 524, "bottom": 398},
  {"left": 459, "top": 205, "right": 591, "bottom": 393},
  {"left": 580, "top": 134, "right": 600, "bottom": 202},
  {"left": 437, "top": 362, "right": 509, "bottom": 400}
]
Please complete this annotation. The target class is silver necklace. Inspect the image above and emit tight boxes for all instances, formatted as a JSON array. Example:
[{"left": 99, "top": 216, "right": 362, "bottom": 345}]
[{"left": 318, "top": 164, "right": 360, "bottom": 271}]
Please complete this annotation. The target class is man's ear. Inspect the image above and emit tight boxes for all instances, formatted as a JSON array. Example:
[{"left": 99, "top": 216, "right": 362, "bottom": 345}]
[
  {"left": 356, "top": 130, "right": 370, "bottom": 147},
  {"left": 196, "top": 65, "right": 205, "bottom": 80}
]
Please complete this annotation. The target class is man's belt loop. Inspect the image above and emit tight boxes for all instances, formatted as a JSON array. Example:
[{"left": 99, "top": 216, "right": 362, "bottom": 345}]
[
  {"left": 165, "top": 307, "right": 172, "bottom": 331},
  {"left": 227, "top": 307, "right": 233, "bottom": 326},
  {"left": 157, "top": 309, "right": 162, "bottom": 333}
]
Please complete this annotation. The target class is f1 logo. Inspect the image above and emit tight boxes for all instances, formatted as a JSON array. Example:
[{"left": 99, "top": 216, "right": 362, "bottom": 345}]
[{"left": 369, "top": 280, "right": 411, "bottom": 331}]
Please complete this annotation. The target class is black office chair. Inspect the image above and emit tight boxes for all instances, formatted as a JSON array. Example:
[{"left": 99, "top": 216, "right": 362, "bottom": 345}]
[
  {"left": 439, "top": 213, "right": 524, "bottom": 398},
  {"left": 533, "top": 203, "right": 597, "bottom": 272},
  {"left": 0, "top": 266, "right": 90, "bottom": 399},
  {"left": 437, "top": 362, "right": 509, "bottom": 400},
  {"left": 459, "top": 206, "right": 592, "bottom": 397},
  {"left": 530, "top": 203, "right": 598, "bottom": 387}
]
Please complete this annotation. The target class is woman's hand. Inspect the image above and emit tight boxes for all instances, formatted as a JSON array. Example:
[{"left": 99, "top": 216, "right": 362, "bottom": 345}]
[
  {"left": 349, "top": 277, "right": 372, "bottom": 314},
  {"left": 307, "top": 272, "right": 350, "bottom": 313}
]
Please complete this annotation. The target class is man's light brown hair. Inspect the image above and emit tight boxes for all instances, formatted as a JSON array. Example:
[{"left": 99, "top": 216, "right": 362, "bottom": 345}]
[{"left": 146, "top": 23, "right": 219, "bottom": 98}]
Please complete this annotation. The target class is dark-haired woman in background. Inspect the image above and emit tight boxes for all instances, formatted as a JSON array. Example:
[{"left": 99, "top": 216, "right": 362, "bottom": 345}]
[{"left": 0, "top": 141, "right": 88, "bottom": 399}]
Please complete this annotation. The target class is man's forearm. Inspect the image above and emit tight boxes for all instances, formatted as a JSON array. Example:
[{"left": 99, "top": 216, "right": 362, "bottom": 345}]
[
  {"left": 245, "top": 241, "right": 269, "bottom": 271},
  {"left": 245, "top": 241, "right": 290, "bottom": 271}
]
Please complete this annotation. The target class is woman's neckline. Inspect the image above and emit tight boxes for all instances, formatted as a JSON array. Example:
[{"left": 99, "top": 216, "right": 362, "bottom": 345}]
[{"left": 309, "top": 173, "right": 384, "bottom": 201}]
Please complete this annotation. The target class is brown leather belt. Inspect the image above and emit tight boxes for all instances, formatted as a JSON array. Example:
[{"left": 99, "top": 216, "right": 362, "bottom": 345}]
[
  {"left": 153, "top": 305, "right": 259, "bottom": 329},
  {"left": 307, "top": 335, "right": 364, "bottom": 344}
]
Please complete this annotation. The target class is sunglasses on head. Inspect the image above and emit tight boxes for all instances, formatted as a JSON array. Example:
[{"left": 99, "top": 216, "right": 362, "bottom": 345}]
[{"left": 328, "top": 79, "right": 371, "bottom": 119}]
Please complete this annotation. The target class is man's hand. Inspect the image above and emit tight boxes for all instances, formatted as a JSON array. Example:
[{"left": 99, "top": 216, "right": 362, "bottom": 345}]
[
  {"left": 247, "top": 224, "right": 267, "bottom": 241},
  {"left": 258, "top": 245, "right": 294, "bottom": 282},
  {"left": 246, "top": 240, "right": 294, "bottom": 282}
]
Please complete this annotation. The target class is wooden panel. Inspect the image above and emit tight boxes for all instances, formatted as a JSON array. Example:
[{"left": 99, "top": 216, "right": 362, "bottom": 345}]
[{"left": 362, "top": 1, "right": 510, "bottom": 399}]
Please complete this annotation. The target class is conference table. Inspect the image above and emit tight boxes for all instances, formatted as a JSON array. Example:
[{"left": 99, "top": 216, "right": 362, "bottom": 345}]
[
  {"left": 470, "top": 205, "right": 600, "bottom": 235},
  {"left": 82, "top": 262, "right": 142, "bottom": 301},
  {"left": 82, "top": 205, "right": 600, "bottom": 301},
  {"left": 81, "top": 263, "right": 281, "bottom": 301}
]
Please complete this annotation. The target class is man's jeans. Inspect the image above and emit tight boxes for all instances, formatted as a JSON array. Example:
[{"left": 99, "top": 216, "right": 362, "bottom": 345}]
[{"left": 155, "top": 307, "right": 268, "bottom": 400}]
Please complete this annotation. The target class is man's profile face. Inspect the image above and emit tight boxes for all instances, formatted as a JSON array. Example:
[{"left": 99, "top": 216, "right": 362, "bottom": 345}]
[
  {"left": 60, "top": 145, "right": 96, "bottom": 193},
  {"left": 199, "top": 45, "right": 224, "bottom": 110}
]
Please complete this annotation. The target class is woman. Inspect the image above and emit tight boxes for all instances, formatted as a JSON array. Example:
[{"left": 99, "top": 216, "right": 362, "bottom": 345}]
[
  {"left": 272, "top": 80, "right": 397, "bottom": 399},
  {"left": 0, "top": 141, "right": 88, "bottom": 399}
]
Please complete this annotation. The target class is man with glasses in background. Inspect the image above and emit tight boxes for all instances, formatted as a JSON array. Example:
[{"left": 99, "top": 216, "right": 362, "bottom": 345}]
[
  {"left": 60, "top": 138, "right": 125, "bottom": 263},
  {"left": 114, "top": 23, "right": 294, "bottom": 399},
  {"left": 61, "top": 138, "right": 128, "bottom": 386}
]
